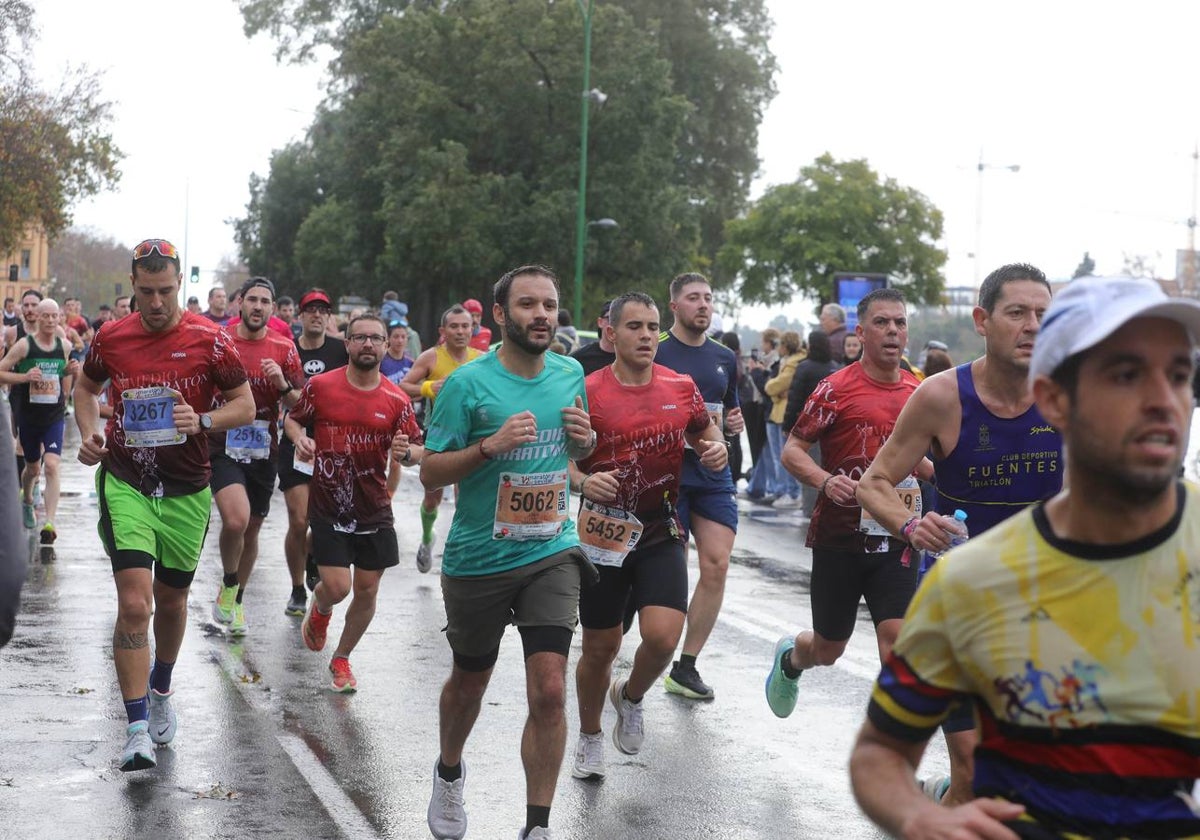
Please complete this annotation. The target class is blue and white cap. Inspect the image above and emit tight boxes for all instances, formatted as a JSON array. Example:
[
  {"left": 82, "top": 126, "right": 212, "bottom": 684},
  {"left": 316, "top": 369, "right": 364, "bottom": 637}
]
[{"left": 1030, "top": 276, "right": 1200, "bottom": 381}]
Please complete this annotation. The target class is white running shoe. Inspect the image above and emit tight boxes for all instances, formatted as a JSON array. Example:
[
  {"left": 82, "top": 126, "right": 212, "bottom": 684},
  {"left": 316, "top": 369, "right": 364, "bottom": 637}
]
[
  {"left": 571, "top": 730, "right": 606, "bottom": 780},
  {"left": 416, "top": 538, "right": 434, "bottom": 573},
  {"left": 427, "top": 759, "right": 467, "bottom": 840},
  {"left": 609, "top": 678, "right": 644, "bottom": 755},
  {"left": 148, "top": 688, "right": 177, "bottom": 745},
  {"left": 119, "top": 721, "right": 156, "bottom": 772}
]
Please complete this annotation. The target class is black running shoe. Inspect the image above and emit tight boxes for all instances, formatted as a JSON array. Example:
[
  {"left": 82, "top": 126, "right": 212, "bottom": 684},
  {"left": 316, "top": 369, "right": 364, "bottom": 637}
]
[{"left": 664, "top": 660, "right": 714, "bottom": 700}]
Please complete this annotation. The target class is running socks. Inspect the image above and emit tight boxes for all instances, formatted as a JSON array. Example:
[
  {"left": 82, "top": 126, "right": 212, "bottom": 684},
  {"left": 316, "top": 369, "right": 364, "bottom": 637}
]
[
  {"left": 124, "top": 695, "right": 149, "bottom": 725},
  {"left": 781, "top": 651, "right": 802, "bottom": 680},
  {"left": 525, "top": 805, "right": 551, "bottom": 833},
  {"left": 291, "top": 585, "right": 306, "bottom": 602},
  {"left": 437, "top": 759, "right": 462, "bottom": 782},
  {"left": 151, "top": 658, "right": 175, "bottom": 694},
  {"left": 679, "top": 653, "right": 698, "bottom": 671},
  {"left": 235, "top": 587, "right": 245, "bottom": 604},
  {"left": 420, "top": 505, "right": 437, "bottom": 543},
  {"left": 222, "top": 572, "right": 238, "bottom": 589}
]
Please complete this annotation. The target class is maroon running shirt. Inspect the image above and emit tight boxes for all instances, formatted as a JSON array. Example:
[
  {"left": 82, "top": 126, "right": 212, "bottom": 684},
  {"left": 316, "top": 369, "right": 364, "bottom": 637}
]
[
  {"left": 82, "top": 311, "right": 248, "bottom": 497},
  {"left": 288, "top": 369, "right": 422, "bottom": 532},
  {"left": 209, "top": 329, "right": 304, "bottom": 460},
  {"left": 577, "top": 363, "right": 711, "bottom": 545},
  {"left": 791, "top": 362, "right": 920, "bottom": 552}
]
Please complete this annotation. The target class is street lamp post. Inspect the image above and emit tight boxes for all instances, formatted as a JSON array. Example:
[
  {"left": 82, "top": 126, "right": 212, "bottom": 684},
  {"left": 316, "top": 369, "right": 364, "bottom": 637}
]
[
  {"left": 572, "top": 0, "right": 597, "bottom": 327},
  {"left": 973, "top": 150, "right": 1020, "bottom": 285}
]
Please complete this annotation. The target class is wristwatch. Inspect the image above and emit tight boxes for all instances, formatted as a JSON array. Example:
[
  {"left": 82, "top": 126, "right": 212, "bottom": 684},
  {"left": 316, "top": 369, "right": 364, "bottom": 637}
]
[
  {"left": 279, "top": 384, "right": 294, "bottom": 396},
  {"left": 199, "top": 413, "right": 213, "bottom": 431}
]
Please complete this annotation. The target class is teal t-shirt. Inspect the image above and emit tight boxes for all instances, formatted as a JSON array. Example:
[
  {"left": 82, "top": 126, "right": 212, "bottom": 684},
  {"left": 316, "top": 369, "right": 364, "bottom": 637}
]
[{"left": 424, "top": 351, "right": 588, "bottom": 577}]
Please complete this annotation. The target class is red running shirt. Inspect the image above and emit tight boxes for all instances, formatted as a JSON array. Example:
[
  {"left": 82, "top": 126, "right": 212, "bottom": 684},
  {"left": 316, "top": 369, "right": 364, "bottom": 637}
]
[
  {"left": 82, "top": 311, "right": 248, "bottom": 497},
  {"left": 790, "top": 362, "right": 920, "bottom": 552},
  {"left": 288, "top": 369, "right": 423, "bottom": 532},
  {"left": 577, "top": 364, "right": 711, "bottom": 545},
  {"left": 209, "top": 329, "right": 304, "bottom": 460}
]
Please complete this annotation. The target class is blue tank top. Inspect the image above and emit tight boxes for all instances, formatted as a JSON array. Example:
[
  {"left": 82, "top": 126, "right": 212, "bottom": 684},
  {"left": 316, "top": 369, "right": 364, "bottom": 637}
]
[{"left": 935, "top": 364, "right": 1062, "bottom": 536}]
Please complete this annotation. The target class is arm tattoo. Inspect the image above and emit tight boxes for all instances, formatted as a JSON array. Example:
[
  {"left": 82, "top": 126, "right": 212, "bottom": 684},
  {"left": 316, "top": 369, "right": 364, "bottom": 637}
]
[{"left": 114, "top": 630, "right": 149, "bottom": 650}]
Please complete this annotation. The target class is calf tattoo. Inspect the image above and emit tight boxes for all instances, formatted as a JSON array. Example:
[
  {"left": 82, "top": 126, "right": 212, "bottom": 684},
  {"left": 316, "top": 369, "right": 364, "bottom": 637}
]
[{"left": 114, "top": 630, "right": 149, "bottom": 650}]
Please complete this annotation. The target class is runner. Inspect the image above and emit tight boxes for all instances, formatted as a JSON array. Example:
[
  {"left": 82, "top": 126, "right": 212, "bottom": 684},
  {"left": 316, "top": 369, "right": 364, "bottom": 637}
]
[
  {"left": 209, "top": 277, "right": 304, "bottom": 636},
  {"left": 73, "top": 238, "right": 254, "bottom": 772},
  {"left": 853, "top": 264, "right": 1058, "bottom": 806},
  {"left": 653, "top": 272, "right": 743, "bottom": 700},
  {"left": 569, "top": 299, "right": 616, "bottom": 376},
  {"left": 285, "top": 313, "right": 423, "bottom": 692},
  {"left": 422, "top": 265, "right": 595, "bottom": 840},
  {"left": 0, "top": 298, "right": 79, "bottom": 542},
  {"left": 380, "top": 319, "right": 414, "bottom": 385},
  {"left": 569, "top": 291, "right": 724, "bottom": 781},
  {"left": 462, "top": 298, "right": 493, "bottom": 352},
  {"left": 850, "top": 276, "right": 1200, "bottom": 840},
  {"left": 400, "top": 304, "right": 481, "bottom": 572},
  {"left": 278, "top": 289, "right": 349, "bottom": 616},
  {"left": 201, "top": 286, "right": 232, "bottom": 326},
  {"left": 763, "top": 288, "right": 924, "bottom": 716}
]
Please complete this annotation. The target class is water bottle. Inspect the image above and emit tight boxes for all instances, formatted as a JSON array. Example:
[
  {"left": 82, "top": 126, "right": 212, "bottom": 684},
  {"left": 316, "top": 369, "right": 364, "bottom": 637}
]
[{"left": 929, "top": 509, "right": 969, "bottom": 560}]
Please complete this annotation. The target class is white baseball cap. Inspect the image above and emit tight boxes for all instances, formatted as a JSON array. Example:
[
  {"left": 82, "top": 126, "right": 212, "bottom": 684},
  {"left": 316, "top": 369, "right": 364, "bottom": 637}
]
[{"left": 1029, "top": 276, "right": 1200, "bottom": 381}]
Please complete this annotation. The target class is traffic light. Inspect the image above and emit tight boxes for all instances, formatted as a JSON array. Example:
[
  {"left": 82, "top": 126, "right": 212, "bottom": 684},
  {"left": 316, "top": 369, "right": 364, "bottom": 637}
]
[{"left": 190, "top": 266, "right": 200, "bottom": 283}]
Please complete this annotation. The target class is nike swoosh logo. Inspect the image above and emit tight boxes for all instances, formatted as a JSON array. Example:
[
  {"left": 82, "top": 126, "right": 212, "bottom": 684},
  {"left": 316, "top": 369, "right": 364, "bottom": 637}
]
[{"left": 155, "top": 726, "right": 170, "bottom": 738}]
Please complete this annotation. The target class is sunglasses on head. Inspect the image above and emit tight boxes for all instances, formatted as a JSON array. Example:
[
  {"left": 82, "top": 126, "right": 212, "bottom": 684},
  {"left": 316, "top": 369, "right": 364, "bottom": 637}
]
[
  {"left": 925, "top": 340, "right": 948, "bottom": 351},
  {"left": 132, "top": 239, "right": 180, "bottom": 261}
]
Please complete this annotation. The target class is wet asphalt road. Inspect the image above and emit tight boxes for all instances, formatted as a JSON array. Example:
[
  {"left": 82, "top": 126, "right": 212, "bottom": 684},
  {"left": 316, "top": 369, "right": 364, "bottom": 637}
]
[{"left": 4, "top": 417, "right": 1196, "bottom": 839}]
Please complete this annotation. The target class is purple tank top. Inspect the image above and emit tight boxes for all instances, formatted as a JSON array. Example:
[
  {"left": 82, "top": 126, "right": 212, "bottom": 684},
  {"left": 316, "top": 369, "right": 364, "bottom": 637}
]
[{"left": 934, "top": 364, "right": 1063, "bottom": 535}]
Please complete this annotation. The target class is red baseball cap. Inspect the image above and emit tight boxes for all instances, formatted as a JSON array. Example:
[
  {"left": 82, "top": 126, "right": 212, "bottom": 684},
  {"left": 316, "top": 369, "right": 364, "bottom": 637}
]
[
  {"left": 299, "top": 290, "right": 332, "bottom": 310},
  {"left": 462, "top": 298, "right": 483, "bottom": 314}
]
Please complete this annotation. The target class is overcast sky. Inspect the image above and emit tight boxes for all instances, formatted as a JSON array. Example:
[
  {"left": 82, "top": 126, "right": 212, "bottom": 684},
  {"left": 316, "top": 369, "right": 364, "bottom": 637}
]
[{"left": 31, "top": 1, "right": 1200, "bottom": 326}]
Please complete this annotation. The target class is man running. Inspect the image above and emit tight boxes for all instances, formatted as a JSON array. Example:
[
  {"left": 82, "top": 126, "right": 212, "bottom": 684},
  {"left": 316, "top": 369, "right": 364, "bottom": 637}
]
[
  {"left": 569, "top": 300, "right": 616, "bottom": 376},
  {"left": 401, "top": 304, "right": 481, "bottom": 572},
  {"left": 74, "top": 238, "right": 254, "bottom": 772},
  {"left": 209, "top": 277, "right": 304, "bottom": 636},
  {"left": 653, "top": 272, "right": 743, "bottom": 700},
  {"left": 851, "top": 276, "right": 1200, "bottom": 840},
  {"left": 569, "top": 291, "right": 725, "bottom": 781},
  {"left": 764, "top": 288, "right": 924, "bottom": 717},
  {"left": 201, "top": 286, "right": 232, "bottom": 326},
  {"left": 854, "top": 264, "right": 1059, "bottom": 806},
  {"left": 278, "top": 289, "right": 349, "bottom": 616},
  {"left": 422, "top": 265, "right": 595, "bottom": 840},
  {"left": 462, "top": 298, "right": 493, "bottom": 352},
  {"left": 285, "top": 313, "right": 423, "bottom": 692},
  {"left": 0, "top": 298, "right": 79, "bottom": 542}
]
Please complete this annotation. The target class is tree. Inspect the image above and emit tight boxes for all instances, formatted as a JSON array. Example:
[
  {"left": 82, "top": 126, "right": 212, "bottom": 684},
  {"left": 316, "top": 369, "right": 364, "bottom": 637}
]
[
  {"left": 1071, "top": 251, "right": 1095, "bottom": 279},
  {"left": 236, "top": 0, "right": 699, "bottom": 340},
  {"left": 717, "top": 154, "right": 948, "bottom": 308},
  {"left": 236, "top": 0, "right": 777, "bottom": 292},
  {"left": 0, "top": 2, "right": 122, "bottom": 255},
  {"left": 46, "top": 226, "right": 129, "bottom": 314},
  {"left": 1121, "top": 251, "right": 1158, "bottom": 279}
]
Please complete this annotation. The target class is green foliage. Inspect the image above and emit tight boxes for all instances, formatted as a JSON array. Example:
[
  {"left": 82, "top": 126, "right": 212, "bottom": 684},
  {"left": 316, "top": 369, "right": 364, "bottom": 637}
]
[
  {"left": 719, "top": 154, "right": 948, "bottom": 309},
  {"left": 46, "top": 226, "right": 129, "bottom": 313},
  {"left": 234, "top": 0, "right": 776, "bottom": 335},
  {"left": 0, "top": 3, "right": 122, "bottom": 255}
]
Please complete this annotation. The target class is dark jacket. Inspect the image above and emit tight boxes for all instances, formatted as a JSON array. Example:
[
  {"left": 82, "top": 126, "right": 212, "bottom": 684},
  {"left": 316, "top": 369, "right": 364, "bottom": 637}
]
[{"left": 783, "top": 331, "right": 837, "bottom": 434}]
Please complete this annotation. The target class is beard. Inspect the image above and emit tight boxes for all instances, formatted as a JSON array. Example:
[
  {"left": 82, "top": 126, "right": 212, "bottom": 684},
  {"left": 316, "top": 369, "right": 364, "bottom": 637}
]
[
  {"left": 503, "top": 314, "right": 553, "bottom": 355},
  {"left": 1067, "top": 409, "right": 1180, "bottom": 506},
  {"left": 350, "top": 353, "right": 378, "bottom": 372}
]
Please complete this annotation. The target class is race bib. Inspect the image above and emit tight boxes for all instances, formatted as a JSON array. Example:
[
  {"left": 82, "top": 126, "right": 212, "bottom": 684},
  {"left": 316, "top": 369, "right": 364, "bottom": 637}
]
[
  {"left": 493, "top": 470, "right": 569, "bottom": 541},
  {"left": 577, "top": 499, "right": 643, "bottom": 567},
  {"left": 28, "top": 367, "right": 61, "bottom": 405},
  {"left": 226, "top": 419, "right": 271, "bottom": 462},
  {"left": 859, "top": 475, "right": 923, "bottom": 537},
  {"left": 122, "top": 387, "right": 184, "bottom": 448}
]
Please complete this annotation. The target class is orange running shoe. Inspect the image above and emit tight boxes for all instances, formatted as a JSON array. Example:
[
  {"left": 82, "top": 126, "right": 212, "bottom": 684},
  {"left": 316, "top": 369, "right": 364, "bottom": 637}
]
[
  {"left": 330, "top": 656, "right": 357, "bottom": 693},
  {"left": 302, "top": 600, "right": 331, "bottom": 651}
]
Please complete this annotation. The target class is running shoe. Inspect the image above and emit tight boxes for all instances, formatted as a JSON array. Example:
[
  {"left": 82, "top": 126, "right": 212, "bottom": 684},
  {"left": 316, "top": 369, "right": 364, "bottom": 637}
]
[
  {"left": 518, "top": 829, "right": 553, "bottom": 839},
  {"left": 302, "top": 600, "right": 330, "bottom": 651},
  {"left": 229, "top": 601, "right": 248, "bottom": 637},
  {"left": 608, "top": 678, "right": 644, "bottom": 755},
  {"left": 427, "top": 758, "right": 467, "bottom": 840},
  {"left": 119, "top": 721, "right": 156, "bottom": 772},
  {"left": 148, "top": 688, "right": 177, "bottom": 745},
  {"left": 212, "top": 583, "right": 238, "bottom": 625},
  {"left": 39, "top": 522, "right": 56, "bottom": 544},
  {"left": 330, "top": 656, "right": 357, "bottom": 693},
  {"left": 32, "top": 481, "right": 42, "bottom": 510},
  {"left": 305, "top": 554, "right": 319, "bottom": 592},
  {"left": 284, "top": 590, "right": 307, "bottom": 617},
  {"left": 765, "top": 635, "right": 800, "bottom": 718},
  {"left": 21, "top": 502, "right": 34, "bottom": 529},
  {"left": 416, "top": 538, "right": 434, "bottom": 573},
  {"left": 571, "top": 731, "right": 605, "bottom": 780},
  {"left": 920, "top": 774, "right": 951, "bottom": 803},
  {"left": 664, "top": 660, "right": 714, "bottom": 700}
]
